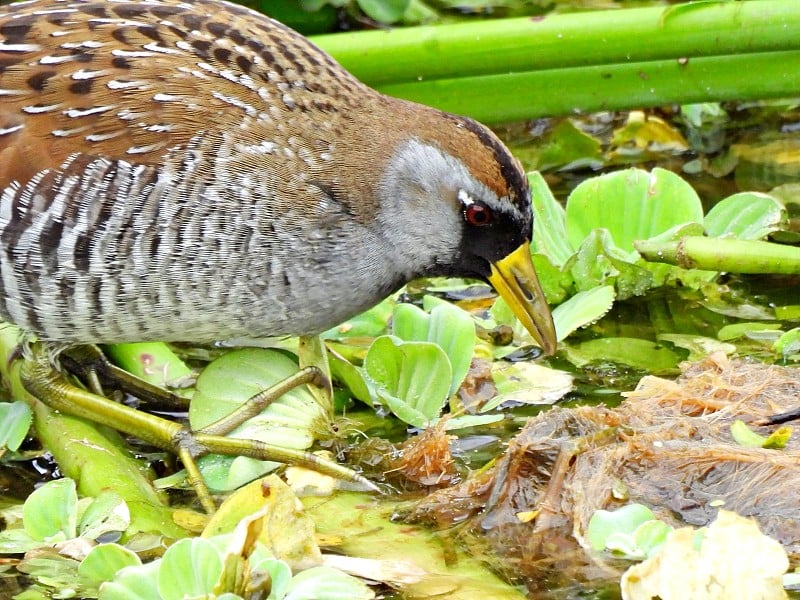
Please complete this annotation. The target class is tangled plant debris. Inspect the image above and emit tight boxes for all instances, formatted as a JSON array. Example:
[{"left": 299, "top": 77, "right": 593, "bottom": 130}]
[{"left": 406, "top": 353, "right": 800, "bottom": 594}]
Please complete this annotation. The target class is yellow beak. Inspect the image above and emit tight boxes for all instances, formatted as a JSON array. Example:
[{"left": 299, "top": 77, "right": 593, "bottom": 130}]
[{"left": 488, "top": 242, "right": 557, "bottom": 355}]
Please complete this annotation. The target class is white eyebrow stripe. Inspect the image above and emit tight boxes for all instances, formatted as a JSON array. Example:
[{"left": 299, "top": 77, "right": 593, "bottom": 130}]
[{"left": 458, "top": 189, "right": 475, "bottom": 206}]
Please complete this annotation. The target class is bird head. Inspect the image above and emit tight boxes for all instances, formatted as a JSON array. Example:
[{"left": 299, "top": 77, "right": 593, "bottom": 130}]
[{"left": 374, "top": 110, "right": 557, "bottom": 355}]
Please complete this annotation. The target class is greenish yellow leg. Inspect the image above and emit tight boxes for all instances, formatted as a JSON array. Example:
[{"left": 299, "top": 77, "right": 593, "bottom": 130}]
[{"left": 19, "top": 342, "right": 378, "bottom": 513}]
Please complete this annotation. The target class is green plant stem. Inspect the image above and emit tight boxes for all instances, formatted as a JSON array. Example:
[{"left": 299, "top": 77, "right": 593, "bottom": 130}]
[
  {"left": 0, "top": 327, "right": 187, "bottom": 537},
  {"left": 103, "top": 342, "right": 194, "bottom": 392},
  {"left": 635, "top": 237, "right": 800, "bottom": 274},
  {"left": 316, "top": 1, "right": 800, "bottom": 84},
  {"left": 312, "top": 0, "right": 800, "bottom": 123},
  {"left": 379, "top": 50, "right": 800, "bottom": 126}
]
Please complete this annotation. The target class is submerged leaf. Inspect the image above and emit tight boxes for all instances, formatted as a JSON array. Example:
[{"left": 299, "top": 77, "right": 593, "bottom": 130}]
[
  {"left": 284, "top": 565, "right": 375, "bottom": 600},
  {"left": 532, "top": 119, "right": 603, "bottom": 171},
  {"left": 565, "top": 338, "right": 682, "bottom": 374},
  {"left": 304, "top": 492, "right": 526, "bottom": 599},
  {"left": 485, "top": 362, "right": 573, "bottom": 410},
  {"left": 610, "top": 111, "right": 689, "bottom": 158},
  {"left": 357, "top": 0, "right": 409, "bottom": 23}
]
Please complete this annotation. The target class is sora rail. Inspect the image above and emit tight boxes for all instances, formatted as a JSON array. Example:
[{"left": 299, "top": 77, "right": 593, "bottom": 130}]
[
  {"left": 0, "top": 0, "right": 556, "bottom": 507},
  {"left": 0, "top": 0, "right": 556, "bottom": 351}
]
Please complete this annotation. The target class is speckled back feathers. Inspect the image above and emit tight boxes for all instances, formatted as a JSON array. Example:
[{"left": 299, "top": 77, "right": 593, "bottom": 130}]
[{"left": 0, "top": 0, "right": 533, "bottom": 343}]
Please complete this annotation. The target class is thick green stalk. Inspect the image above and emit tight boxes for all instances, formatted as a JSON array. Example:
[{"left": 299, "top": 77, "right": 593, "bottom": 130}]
[
  {"left": 103, "top": 342, "right": 193, "bottom": 390},
  {"left": 375, "top": 50, "right": 800, "bottom": 124},
  {"left": 312, "top": 1, "right": 800, "bottom": 123},
  {"left": 315, "top": 1, "right": 800, "bottom": 84},
  {"left": 0, "top": 327, "right": 187, "bottom": 537},
  {"left": 635, "top": 237, "right": 800, "bottom": 274}
]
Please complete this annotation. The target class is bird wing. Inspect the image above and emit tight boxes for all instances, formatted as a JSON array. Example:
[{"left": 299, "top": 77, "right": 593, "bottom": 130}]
[{"left": 0, "top": 0, "right": 365, "bottom": 193}]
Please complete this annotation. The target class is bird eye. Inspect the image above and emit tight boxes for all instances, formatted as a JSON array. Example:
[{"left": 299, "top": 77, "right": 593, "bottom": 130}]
[{"left": 465, "top": 203, "right": 492, "bottom": 226}]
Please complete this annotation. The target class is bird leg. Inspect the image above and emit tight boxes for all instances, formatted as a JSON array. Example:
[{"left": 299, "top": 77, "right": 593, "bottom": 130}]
[
  {"left": 19, "top": 342, "right": 378, "bottom": 513},
  {"left": 59, "top": 344, "right": 190, "bottom": 412}
]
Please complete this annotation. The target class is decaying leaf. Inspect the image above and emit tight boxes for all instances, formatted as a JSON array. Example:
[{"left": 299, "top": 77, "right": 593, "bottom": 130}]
[
  {"left": 407, "top": 353, "right": 800, "bottom": 594},
  {"left": 621, "top": 510, "right": 788, "bottom": 600}
]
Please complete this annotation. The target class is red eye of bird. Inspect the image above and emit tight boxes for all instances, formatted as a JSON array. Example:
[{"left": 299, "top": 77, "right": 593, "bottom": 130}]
[{"left": 465, "top": 204, "right": 492, "bottom": 226}]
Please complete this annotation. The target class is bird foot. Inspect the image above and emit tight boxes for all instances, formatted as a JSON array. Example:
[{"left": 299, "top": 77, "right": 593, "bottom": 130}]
[{"left": 19, "top": 342, "right": 377, "bottom": 513}]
